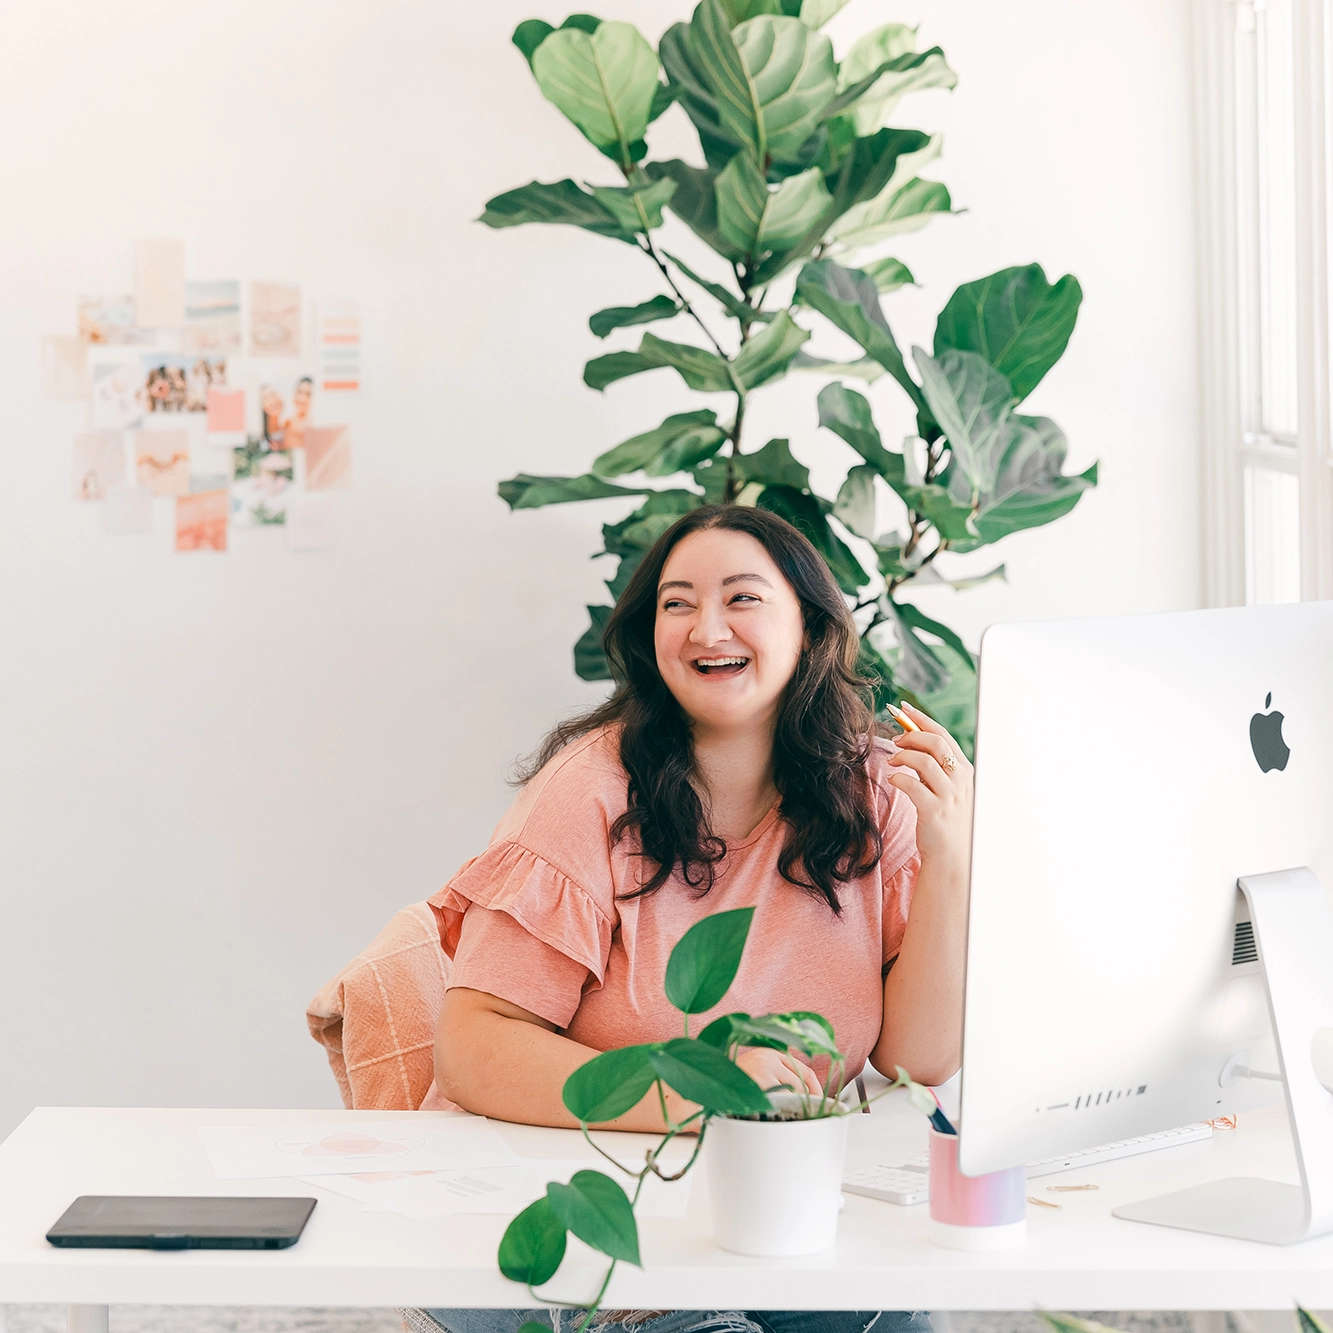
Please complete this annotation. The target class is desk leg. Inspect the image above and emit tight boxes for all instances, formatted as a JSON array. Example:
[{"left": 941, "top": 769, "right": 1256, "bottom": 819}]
[{"left": 67, "top": 1305, "right": 109, "bottom": 1333}]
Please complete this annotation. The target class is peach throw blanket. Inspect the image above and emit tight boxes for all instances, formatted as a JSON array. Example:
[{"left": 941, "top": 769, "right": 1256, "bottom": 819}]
[{"left": 306, "top": 901, "right": 460, "bottom": 1111}]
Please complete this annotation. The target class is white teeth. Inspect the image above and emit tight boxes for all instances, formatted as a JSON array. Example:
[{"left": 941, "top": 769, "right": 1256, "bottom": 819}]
[{"left": 696, "top": 657, "right": 748, "bottom": 667}]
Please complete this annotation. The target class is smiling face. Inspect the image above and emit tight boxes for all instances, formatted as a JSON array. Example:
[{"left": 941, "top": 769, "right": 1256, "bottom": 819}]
[{"left": 654, "top": 526, "right": 806, "bottom": 736}]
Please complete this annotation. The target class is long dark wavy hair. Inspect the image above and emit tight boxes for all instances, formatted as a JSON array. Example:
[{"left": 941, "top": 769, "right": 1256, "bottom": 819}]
[{"left": 519, "top": 504, "right": 885, "bottom": 913}]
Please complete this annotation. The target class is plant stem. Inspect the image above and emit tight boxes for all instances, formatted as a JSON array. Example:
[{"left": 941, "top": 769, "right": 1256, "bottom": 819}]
[
  {"left": 636, "top": 233, "right": 729, "bottom": 360},
  {"left": 579, "top": 1123, "right": 644, "bottom": 1178},
  {"left": 573, "top": 1260, "right": 619, "bottom": 1333}
]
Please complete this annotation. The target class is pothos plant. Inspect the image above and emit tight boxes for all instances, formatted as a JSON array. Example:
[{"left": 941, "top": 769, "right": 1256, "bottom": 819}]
[
  {"left": 496, "top": 906, "right": 936, "bottom": 1333},
  {"left": 485, "top": 0, "right": 1098, "bottom": 756}
]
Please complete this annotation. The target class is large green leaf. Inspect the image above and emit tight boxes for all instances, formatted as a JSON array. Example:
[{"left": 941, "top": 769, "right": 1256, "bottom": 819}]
[
  {"left": 589, "top": 295, "right": 681, "bottom": 339},
  {"left": 912, "top": 347, "right": 1014, "bottom": 497},
  {"left": 1297, "top": 1310, "right": 1333, "bottom": 1333},
  {"left": 796, "top": 261, "right": 926, "bottom": 416},
  {"left": 499, "top": 473, "right": 648, "bottom": 510},
  {"left": 663, "top": 250, "right": 760, "bottom": 323},
  {"left": 735, "top": 437, "right": 809, "bottom": 490},
  {"left": 649, "top": 1038, "right": 773, "bottom": 1114},
  {"left": 719, "top": 0, "right": 784, "bottom": 20},
  {"left": 815, "top": 383, "right": 974, "bottom": 541},
  {"left": 479, "top": 180, "right": 633, "bottom": 242},
  {"left": 689, "top": 1, "right": 837, "bottom": 166},
  {"left": 658, "top": 23, "right": 735, "bottom": 172},
  {"left": 880, "top": 598, "right": 951, "bottom": 694},
  {"left": 575, "top": 605, "right": 613, "bottom": 680},
  {"left": 546, "top": 1170, "right": 641, "bottom": 1266},
  {"left": 589, "top": 177, "right": 677, "bottom": 234},
  {"left": 756, "top": 484, "right": 870, "bottom": 592},
  {"left": 498, "top": 1197, "right": 567, "bottom": 1286},
  {"left": 933, "top": 263, "right": 1083, "bottom": 402},
  {"left": 826, "top": 177, "right": 952, "bottom": 252},
  {"left": 513, "top": 20, "right": 556, "bottom": 65},
  {"left": 837, "top": 27, "right": 957, "bottom": 135},
  {"left": 833, "top": 463, "right": 877, "bottom": 540},
  {"left": 896, "top": 599, "right": 974, "bottom": 670},
  {"left": 729, "top": 1012, "right": 843, "bottom": 1062},
  {"left": 912, "top": 641, "right": 977, "bottom": 761},
  {"left": 698, "top": 1011, "right": 789, "bottom": 1052},
  {"left": 798, "top": 0, "right": 848, "bottom": 26},
  {"left": 862, "top": 256, "right": 915, "bottom": 292},
  {"left": 563, "top": 1044, "right": 660, "bottom": 1122},
  {"left": 594, "top": 409, "right": 726, "bottom": 477},
  {"left": 644, "top": 161, "right": 739, "bottom": 258},
  {"left": 585, "top": 332, "right": 733, "bottom": 392},
  {"left": 731, "top": 310, "right": 810, "bottom": 388},
  {"left": 714, "top": 156, "right": 832, "bottom": 261},
  {"left": 532, "top": 22, "right": 661, "bottom": 168},
  {"left": 665, "top": 906, "right": 755, "bottom": 1013}
]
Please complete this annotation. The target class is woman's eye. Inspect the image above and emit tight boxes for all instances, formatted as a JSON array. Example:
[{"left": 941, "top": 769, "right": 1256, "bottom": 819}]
[{"left": 730, "top": 593, "right": 759, "bottom": 604}]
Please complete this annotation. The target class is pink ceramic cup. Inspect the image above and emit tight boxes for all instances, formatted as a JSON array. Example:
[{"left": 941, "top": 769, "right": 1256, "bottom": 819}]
[{"left": 927, "top": 1126, "right": 1027, "bottom": 1249}]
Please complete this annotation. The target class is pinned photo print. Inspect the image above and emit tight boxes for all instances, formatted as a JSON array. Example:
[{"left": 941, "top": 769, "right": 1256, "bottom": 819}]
[
  {"left": 133, "top": 429, "right": 190, "bottom": 497},
  {"left": 232, "top": 437, "right": 294, "bottom": 527},
  {"left": 250, "top": 281, "right": 301, "bottom": 357},
  {"left": 72, "top": 431, "right": 126, "bottom": 501},
  {"left": 176, "top": 488, "right": 228, "bottom": 552},
  {"left": 143, "top": 352, "right": 227, "bottom": 413},
  {"left": 78, "top": 295, "right": 153, "bottom": 345},
  {"left": 304, "top": 424, "right": 350, "bottom": 490},
  {"left": 183, "top": 280, "right": 242, "bottom": 354},
  {"left": 258, "top": 375, "right": 313, "bottom": 451},
  {"left": 91, "top": 361, "right": 146, "bottom": 429}
]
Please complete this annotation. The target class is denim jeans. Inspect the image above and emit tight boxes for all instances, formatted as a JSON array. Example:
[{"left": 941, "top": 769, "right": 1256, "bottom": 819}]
[{"left": 420, "top": 1307, "right": 932, "bottom": 1333}]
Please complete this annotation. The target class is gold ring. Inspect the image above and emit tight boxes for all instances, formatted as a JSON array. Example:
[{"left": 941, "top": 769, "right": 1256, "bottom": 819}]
[{"left": 940, "top": 753, "right": 957, "bottom": 774}]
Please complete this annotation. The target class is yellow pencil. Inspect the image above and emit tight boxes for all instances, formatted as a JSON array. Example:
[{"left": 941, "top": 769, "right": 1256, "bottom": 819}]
[{"left": 886, "top": 702, "right": 921, "bottom": 733}]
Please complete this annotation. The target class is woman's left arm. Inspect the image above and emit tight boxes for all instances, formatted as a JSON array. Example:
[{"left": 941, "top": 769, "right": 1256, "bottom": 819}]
[{"left": 870, "top": 704, "right": 973, "bottom": 1087}]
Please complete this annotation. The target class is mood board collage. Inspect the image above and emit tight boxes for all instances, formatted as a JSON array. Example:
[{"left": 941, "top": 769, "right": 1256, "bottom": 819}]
[{"left": 42, "top": 239, "right": 359, "bottom": 553}]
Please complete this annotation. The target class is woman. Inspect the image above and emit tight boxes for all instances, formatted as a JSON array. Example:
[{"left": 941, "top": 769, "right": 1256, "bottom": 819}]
[{"left": 428, "top": 505, "right": 972, "bottom": 1333}]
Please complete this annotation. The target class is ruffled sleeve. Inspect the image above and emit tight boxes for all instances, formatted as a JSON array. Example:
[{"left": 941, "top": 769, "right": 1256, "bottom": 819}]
[{"left": 428, "top": 840, "right": 615, "bottom": 981}]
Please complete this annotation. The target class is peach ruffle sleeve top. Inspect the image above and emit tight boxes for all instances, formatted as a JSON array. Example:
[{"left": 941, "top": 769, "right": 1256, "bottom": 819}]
[{"left": 428, "top": 727, "right": 919, "bottom": 1079}]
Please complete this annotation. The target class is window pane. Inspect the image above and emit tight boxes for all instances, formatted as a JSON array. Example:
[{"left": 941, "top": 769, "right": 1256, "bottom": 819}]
[
  {"left": 1257, "top": 0, "right": 1300, "bottom": 436},
  {"left": 1244, "top": 465, "right": 1302, "bottom": 603}
]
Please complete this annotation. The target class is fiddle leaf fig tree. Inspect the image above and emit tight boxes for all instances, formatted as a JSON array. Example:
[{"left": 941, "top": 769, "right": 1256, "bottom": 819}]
[{"left": 485, "top": 0, "right": 1098, "bottom": 755}]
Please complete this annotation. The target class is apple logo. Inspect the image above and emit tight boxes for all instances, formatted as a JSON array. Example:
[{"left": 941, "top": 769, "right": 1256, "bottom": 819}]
[{"left": 1250, "top": 692, "right": 1291, "bottom": 773}]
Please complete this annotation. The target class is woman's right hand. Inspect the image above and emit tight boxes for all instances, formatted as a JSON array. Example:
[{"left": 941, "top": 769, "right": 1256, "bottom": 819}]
[{"left": 734, "top": 1045, "right": 823, "bottom": 1097}]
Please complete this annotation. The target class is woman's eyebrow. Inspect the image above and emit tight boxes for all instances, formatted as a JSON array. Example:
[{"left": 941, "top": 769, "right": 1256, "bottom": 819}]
[
  {"left": 658, "top": 580, "right": 692, "bottom": 592},
  {"left": 721, "top": 573, "right": 773, "bottom": 587}
]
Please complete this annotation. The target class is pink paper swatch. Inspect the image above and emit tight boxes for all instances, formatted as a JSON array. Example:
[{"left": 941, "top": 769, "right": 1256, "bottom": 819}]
[{"left": 207, "top": 387, "right": 246, "bottom": 433}]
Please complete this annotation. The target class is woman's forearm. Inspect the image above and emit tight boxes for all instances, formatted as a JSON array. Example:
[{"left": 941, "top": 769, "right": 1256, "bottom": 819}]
[
  {"left": 435, "top": 987, "right": 694, "bottom": 1132},
  {"left": 871, "top": 857, "right": 968, "bottom": 1086}
]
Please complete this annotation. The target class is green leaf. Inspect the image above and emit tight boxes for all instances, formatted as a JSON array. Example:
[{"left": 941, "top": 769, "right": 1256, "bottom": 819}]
[
  {"left": 791, "top": 350, "right": 885, "bottom": 382},
  {"left": 643, "top": 161, "right": 741, "bottom": 259},
  {"left": 517, "top": 1324, "right": 551, "bottom": 1333},
  {"left": 563, "top": 1043, "right": 661, "bottom": 1122},
  {"left": 589, "top": 176, "right": 678, "bottom": 233},
  {"left": 650, "top": 1037, "right": 773, "bottom": 1114},
  {"left": 593, "top": 409, "right": 726, "bottom": 477},
  {"left": 756, "top": 485, "right": 870, "bottom": 593},
  {"left": 546, "top": 1170, "right": 641, "bottom": 1266},
  {"left": 697, "top": 1011, "right": 788, "bottom": 1051},
  {"left": 880, "top": 598, "right": 951, "bottom": 694},
  {"left": 665, "top": 906, "right": 755, "bottom": 1013},
  {"left": 911, "top": 347, "right": 1014, "bottom": 497},
  {"left": 562, "top": 15, "right": 603, "bottom": 35},
  {"left": 967, "top": 419, "right": 1098, "bottom": 547},
  {"left": 715, "top": 155, "right": 832, "bottom": 262},
  {"left": 795, "top": 260, "right": 927, "bottom": 417},
  {"left": 737, "top": 437, "right": 809, "bottom": 490},
  {"left": 658, "top": 23, "right": 735, "bottom": 172},
  {"left": 648, "top": 81, "right": 678, "bottom": 122},
  {"left": 933, "top": 263, "right": 1083, "bottom": 402},
  {"left": 731, "top": 310, "right": 810, "bottom": 389},
  {"left": 1297, "top": 1310, "right": 1333, "bottom": 1333},
  {"left": 574, "top": 605, "right": 613, "bottom": 681},
  {"left": 532, "top": 22, "right": 661, "bottom": 169},
  {"left": 663, "top": 251, "right": 758, "bottom": 323},
  {"left": 479, "top": 180, "right": 633, "bottom": 243},
  {"left": 585, "top": 332, "right": 733, "bottom": 393},
  {"left": 589, "top": 294, "right": 681, "bottom": 339},
  {"left": 1038, "top": 1318, "right": 1127, "bottom": 1333},
  {"left": 826, "top": 177, "right": 953, "bottom": 252},
  {"left": 862, "top": 256, "right": 915, "bottom": 293},
  {"left": 913, "top": 560, "right": 1007, "bottom": 592},
  {"left": 729, "top": 1012, "right": 843, "bottom": 1062},
  {"left": 499, "top": 473, "right": 649, "bottom": 509},
  {"left": 895, "top": 599, "right": 974, "bottom": 670},
  {"left": 512, "top": 20, "right": 555, "bottom": 65},
  {"left": 498, "top": 1197, "right": 567, "bottom": 1286},
  {"left": 911, "top": 641, "right": 977, "bottom": 762},
  {"left": 719, "top": 0, "right": 784, "bottom": 20},
  {"left": 834, "top": 463, "right": 877, "bottom": 540},
  {"left": 690, "top": 2, "right": 838, "bottom": 166},
  {"left": 798, "top": 0, "right": 848, "bottom": 24},
  {"left": 837, "top": 28, "right": 957, "bottom": 135},
  {"left": 815, "top": 383, "right": 973, "bottom": 540}
]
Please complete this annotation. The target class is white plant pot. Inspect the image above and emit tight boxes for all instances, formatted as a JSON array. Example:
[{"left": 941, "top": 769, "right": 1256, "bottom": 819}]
[{"left": 704, "top": 1109, "right": 849, "bottom": 1257}]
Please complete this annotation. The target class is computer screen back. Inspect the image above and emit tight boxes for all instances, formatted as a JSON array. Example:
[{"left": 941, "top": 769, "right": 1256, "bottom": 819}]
[{"left": 957, "top": 600, "right": 1333, "bottom": 1176}]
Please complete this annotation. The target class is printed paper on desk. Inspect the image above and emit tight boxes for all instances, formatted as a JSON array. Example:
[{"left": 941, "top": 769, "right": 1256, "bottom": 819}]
[
  {"left": 298, "top": 1159, "right": 691, "bottom": 1221},
  {"left": 134, "top": 240, "right": 186, "bottom": 327},
  {"left": 198, "top": 1115, "right": 523, "bottom": 1180}
]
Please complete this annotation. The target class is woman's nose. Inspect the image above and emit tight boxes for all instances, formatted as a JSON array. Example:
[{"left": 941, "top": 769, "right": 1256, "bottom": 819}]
[{"left": 689, "top": 601, "right": 732, "bottom": 646}]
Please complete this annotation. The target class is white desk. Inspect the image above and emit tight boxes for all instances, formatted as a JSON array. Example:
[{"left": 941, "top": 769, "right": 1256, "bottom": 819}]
[{"left": 2, "top": 1101, "right": 1332, "bottom": 1321}]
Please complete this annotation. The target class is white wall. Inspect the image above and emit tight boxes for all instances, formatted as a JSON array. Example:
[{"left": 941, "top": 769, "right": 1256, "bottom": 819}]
[{"left": 0, "top": 0, "right": 1198, "bottom": 1138}]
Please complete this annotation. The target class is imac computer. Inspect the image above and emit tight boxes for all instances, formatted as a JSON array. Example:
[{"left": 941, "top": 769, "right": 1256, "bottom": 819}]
[{"left": 957, "top": 599, "right": 1333, "bottom": 1244}]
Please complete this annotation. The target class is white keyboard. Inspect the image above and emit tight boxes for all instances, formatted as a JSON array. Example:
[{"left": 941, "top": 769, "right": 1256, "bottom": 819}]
[{"left": 842, "top": 1123, "right": 1214, "bottom": 1205}]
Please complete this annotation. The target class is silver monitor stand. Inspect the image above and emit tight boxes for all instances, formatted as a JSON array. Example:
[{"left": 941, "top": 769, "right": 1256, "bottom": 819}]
[{"left": 1114, "top": 866, "right": 1333, "bottom": 1244}]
